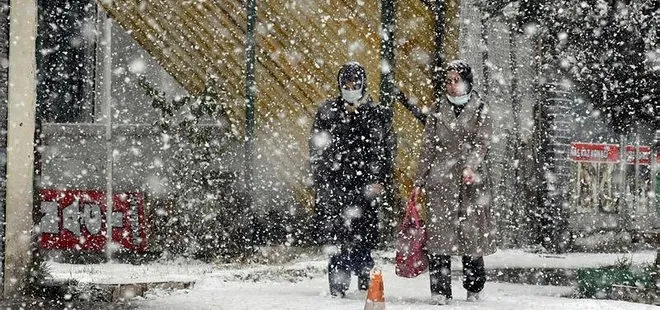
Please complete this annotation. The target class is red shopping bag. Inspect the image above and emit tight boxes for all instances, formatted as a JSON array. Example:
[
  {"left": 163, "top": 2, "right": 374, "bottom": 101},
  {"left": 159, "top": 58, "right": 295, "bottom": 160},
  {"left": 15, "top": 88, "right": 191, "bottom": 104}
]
[{"left": 395, "top": 191, "right": 428, "bottom": 278}]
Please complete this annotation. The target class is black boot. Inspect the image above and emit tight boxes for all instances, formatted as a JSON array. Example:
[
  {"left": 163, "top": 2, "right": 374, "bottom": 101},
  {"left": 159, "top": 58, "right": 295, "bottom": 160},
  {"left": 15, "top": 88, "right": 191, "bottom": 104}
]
[
  {"left": 358, "top": 273, "right": 370, "bottom": 291},
  {"left": 462, "top": 256, "right": 485, "bottom": 295},
  {"left": 352, "top": 245, "right": 374, "bottom": 291},
  {"left": 329, "top": 269, "right": 350, "bottom": 297},
  {"left": 329, "top": 252, "right": 350, "bottom": 297},
  {"left": 428, "top": 254, "right": 452, "bottom": 300}
]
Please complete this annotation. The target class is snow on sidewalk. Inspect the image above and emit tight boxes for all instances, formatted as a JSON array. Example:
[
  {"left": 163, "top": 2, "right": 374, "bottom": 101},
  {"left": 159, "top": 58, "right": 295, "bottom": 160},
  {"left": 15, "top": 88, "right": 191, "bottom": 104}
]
[
  {"left": 130, "top": 260, "right": 655, "bottom": 310},
  {"left": 485, "top": 249, "right": 656, "bottom": 269},
  {"left": 48, "top": 249, "right": 659, "bottom": 309}
]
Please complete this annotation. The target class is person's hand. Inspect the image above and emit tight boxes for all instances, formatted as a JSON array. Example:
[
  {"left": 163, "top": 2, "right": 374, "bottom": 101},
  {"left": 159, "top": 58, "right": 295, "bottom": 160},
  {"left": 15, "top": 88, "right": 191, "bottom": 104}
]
[
  {"left": 412, "top": 186, "right": 421, "bottom": 198},
  {"left": 462, "top": 167, "right": 476, "bottom": 185}
]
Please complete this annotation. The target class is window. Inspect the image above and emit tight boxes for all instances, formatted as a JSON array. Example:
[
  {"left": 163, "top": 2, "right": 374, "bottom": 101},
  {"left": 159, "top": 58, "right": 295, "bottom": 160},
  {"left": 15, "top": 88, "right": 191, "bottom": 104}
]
[{"left": 37, "top": 0, "right": 96, "bottom": 123}]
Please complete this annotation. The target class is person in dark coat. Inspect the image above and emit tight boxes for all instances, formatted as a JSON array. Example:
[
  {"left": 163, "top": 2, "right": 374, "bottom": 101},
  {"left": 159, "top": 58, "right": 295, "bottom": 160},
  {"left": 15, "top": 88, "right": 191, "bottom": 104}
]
[
  {"left": 309, "top": 62, "right": 395, "bottom": 298},
  {"left": 413, "top": 60, "right": 496, "bottom": 305}
]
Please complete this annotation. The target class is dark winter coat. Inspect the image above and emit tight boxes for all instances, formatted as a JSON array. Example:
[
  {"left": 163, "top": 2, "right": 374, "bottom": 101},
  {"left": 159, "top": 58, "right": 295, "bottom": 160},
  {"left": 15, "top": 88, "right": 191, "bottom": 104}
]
[
  {"left": 309, "top": 96, "right": 394, "bottom": 248},
  {"left": 415, "top": 92, "right": 497, "bottom": 256}
]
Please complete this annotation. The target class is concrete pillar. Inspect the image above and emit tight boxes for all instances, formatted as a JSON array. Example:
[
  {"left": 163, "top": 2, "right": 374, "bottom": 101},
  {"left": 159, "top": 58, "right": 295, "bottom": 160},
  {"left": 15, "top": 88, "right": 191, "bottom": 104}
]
[{"left": 5, "top": 0, "right": 37, "bottom": 297}]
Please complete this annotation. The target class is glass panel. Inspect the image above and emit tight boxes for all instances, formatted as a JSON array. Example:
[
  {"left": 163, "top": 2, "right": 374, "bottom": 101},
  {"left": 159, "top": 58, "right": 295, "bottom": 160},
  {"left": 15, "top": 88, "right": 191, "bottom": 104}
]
[{"left": 37, "top": 0, "right": 96, "bottom": 123}]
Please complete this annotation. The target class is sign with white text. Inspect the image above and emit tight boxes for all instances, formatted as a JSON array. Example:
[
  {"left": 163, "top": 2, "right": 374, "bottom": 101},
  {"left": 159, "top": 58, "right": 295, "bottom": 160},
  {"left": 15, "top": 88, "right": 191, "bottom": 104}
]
[
  {"left": 569, "top": 142, "right": 619, "bottom": 163},
  {"left": 569, "top": 142, "right": 658, "bottom": 165},
  {"left": 38, "top": 189, "right": 148, "bottom": 252}
]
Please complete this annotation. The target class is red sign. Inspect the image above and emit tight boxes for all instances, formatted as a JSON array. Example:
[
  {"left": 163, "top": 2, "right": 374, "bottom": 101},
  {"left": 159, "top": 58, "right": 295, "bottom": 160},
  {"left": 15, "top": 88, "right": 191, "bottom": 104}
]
[
  {"left": 570, "top": 142, "right": 657, "bottom": 165},
  {"left": 625, "top": 145, "right": 652, "bottom": 165},
  {"left": 38, "top": 189, "right": 148, "bottom": 252},
  {"left": 569, "top": 143, "right": 619, "bottom": 163}
]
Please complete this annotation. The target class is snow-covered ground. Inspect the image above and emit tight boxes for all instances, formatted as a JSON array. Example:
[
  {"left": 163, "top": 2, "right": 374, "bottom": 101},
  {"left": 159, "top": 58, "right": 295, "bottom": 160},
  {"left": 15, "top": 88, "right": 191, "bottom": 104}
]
[{"left": 49, "top": 249, "right": 659, "bottom": 309}]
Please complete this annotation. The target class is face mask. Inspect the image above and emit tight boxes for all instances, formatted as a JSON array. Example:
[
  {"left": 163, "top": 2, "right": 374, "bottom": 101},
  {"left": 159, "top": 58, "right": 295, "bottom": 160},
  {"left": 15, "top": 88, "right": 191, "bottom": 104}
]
[
  {"left": 454, "top": 81, "right": 468, "bottom": 96},
  {"left": 341, "top": 88, "right": 363, "bottom": 104},
  {"left": 447, "top": 92, "right": 471, "bottom": 106}
]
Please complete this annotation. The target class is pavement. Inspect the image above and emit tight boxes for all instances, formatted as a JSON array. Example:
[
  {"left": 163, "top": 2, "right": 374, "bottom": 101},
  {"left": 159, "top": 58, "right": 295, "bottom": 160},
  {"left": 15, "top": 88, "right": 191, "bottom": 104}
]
[{"left": 12, "top": 247, "right": 658, "bottom": 308}]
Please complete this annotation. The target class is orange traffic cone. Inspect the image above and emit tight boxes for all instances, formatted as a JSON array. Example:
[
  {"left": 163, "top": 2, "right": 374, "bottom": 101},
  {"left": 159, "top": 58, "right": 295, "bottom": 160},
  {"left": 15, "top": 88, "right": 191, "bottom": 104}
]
[{"left": 364, "top": 269, "right": 385, "bottom": 310}]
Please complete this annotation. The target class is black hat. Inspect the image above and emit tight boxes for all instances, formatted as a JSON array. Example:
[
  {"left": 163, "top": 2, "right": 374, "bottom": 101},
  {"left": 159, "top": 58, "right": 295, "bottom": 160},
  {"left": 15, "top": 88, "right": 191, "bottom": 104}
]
[
  {"left": 337, "top": 62, "right": 367, "bottom": 95},
  {"left": 446, "top": 60, "right": 473, "bottom": 92}
]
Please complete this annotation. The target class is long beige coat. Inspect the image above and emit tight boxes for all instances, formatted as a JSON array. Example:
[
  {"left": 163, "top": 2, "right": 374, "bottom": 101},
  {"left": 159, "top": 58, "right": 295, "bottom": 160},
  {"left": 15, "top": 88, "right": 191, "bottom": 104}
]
[{"left": 415, "top": 93, "right": 496, "bottom": 256}]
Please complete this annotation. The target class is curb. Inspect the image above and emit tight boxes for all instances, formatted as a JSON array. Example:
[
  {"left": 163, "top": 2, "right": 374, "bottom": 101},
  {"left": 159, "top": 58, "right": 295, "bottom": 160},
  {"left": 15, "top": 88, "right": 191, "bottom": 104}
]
[
  {"left": 611, "top": 285, "right": 660, "bottom": 305},
  {"left": 37, "top": 279, "right": 195, "bottom": 304},
  {"left": 102, "top": 281, "right": 195, "bottom": 302},
  {"left": 486, "top": 268, "right": 577, "bottom": 286}
]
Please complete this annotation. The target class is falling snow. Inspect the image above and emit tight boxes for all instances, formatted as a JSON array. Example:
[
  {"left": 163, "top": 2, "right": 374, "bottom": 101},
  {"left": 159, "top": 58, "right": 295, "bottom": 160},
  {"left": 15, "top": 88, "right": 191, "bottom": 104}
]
[{"left": 0, "top": 0, "right": 658, "bottom": 308}]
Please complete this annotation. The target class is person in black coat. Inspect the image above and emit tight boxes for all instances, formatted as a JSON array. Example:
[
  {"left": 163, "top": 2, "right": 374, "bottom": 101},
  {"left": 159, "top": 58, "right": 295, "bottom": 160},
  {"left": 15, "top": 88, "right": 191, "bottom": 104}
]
[{"left": 309, "top": 62, "right": 395, "bottom": 297}]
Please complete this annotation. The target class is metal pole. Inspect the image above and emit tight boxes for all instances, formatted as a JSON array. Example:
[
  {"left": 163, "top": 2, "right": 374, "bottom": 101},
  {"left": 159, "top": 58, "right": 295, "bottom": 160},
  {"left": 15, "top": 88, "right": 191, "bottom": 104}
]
[
  {"left": 244, "top": 0, "right": 257, "bottom": 245},
  {"left": 380, "top": 0, "right": 396, "bottom": 244},
  {"left": 619, "top": 134, "right": 629, "bottom": 227},
  {"left": 594, "top": 164, "right": 600, "bottom": 212},
  {"left": 653, "top": 130, "right": 660, "bottom": 214},
  {"left": 31, "top": 0, "right": 44, "bottom": 290},
  {"left": 100, "top": 11, "right": 114, "bottom": 260},
  {"left": 480, "top": 14, "right": 490, "bottom": 98},
  {"left": 653, "top": 130, "right": 660, "bottom": 271},
  {"left": 432, "top": 0, "right": 446, "bottom": 109},
  {"left": 380, "top": 0, "right": 396, "bottom": 108},
  {"left": 633, "top": 133, "right": 640, "bottom": 221},
  {"left": 576, "top": 163, "right": 581, "bottom": 212},
  {"left": 245, "top": 0, "right": 256, "bottom": 157}
]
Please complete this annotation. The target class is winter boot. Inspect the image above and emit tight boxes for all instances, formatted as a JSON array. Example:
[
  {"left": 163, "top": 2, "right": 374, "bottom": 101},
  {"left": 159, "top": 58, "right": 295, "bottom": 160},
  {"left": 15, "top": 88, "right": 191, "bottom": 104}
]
[
  {"left": 358, "top": 273, "right": 370, "bottom": 291},
  {"left": 328, "top": 270, "right": 349, "bottom": 297},
  {"left": 466, "top": 291, "right": 480, "bottom": 302},
  {"left": 330, "top": 286, "right": 346, "bottom": 298},
  {"left": 328, "top": 251, "right": 351, "bottom": 297},
  {"left": 430, "top": 294, "right": 451, "bottom": 305}
]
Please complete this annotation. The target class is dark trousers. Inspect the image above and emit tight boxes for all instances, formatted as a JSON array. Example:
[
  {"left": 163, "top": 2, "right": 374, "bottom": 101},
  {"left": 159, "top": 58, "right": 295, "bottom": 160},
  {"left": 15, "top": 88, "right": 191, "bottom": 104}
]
[
  {"left": 428, "top": 254, "right": 485, "bottom": 299},
  {"left": 328, "top": 244, "right": 374, "bottom": 295}
]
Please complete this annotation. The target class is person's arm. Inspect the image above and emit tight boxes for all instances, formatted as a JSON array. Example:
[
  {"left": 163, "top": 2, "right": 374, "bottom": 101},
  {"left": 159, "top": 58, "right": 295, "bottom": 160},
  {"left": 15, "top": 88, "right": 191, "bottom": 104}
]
[
  {"left": 363, "top": 105, "right": 393, "bottom": 197},
  {"left": 395, "top": 88, "right": 427, "bottom": 124},
  {"left": 465, "top": 102, "right": 492, "bottom": 175},
  {"left": 414, "top": 113, "right": 438, "bottom": 189},
  {"left": 309, "top": 102, "right": 332, "bottom": 186},
  {"left": 375, "top": 105, "right": 396, "bottom": 186},
  {"left": 383, "top": 107, "right": 396, "bottom": 186}
]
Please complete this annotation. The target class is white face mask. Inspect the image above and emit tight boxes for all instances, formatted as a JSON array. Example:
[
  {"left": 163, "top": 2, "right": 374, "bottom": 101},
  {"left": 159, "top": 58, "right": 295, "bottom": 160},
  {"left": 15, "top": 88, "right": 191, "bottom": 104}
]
[
  {"left": 341, "top": 88, "right": 363, "bottom": 104},
  {"left": 447, "top": 92, "right": 471, "bottom": 106},
  {"left": 454, "top": 81, "right": 468, "bottom": 96}
]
